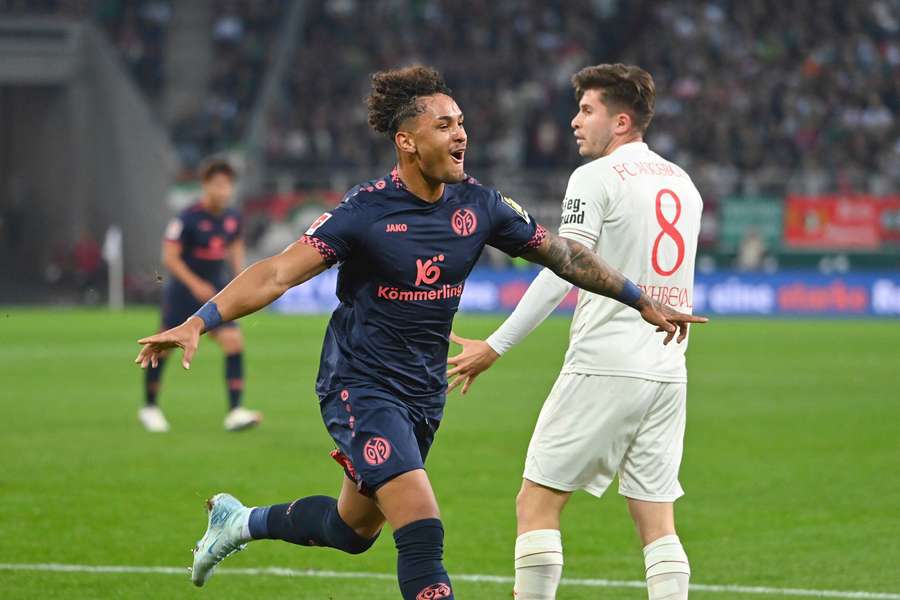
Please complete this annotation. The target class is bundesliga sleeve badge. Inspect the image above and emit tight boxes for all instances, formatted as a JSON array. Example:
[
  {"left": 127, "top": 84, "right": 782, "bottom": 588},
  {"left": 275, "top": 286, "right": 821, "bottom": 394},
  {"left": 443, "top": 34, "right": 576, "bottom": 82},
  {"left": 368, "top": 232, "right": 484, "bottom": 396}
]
[{"left": 502, "top": 195, "right": 530, "bottom": 222}]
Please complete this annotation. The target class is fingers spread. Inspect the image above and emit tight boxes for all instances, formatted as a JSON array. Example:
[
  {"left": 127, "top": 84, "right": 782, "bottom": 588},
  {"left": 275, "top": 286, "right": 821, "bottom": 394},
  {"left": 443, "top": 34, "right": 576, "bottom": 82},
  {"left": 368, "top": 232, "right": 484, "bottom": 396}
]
[
  {"left": 449, "top": 331, "right": 465, "bottom": 345},
  {"left": 447, "top": 376, "right": 463, "bottom": 393},
  {"left": 663, "top": 329, "right": 675, "bottom": 345}
]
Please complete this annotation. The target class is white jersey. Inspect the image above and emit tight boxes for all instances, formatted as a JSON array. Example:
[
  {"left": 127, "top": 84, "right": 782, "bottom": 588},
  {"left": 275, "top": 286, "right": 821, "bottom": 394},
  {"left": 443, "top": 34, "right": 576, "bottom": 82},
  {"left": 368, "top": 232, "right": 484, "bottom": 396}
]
[{"left": 556, "top": 141, "right": 702, "bottom": 383}]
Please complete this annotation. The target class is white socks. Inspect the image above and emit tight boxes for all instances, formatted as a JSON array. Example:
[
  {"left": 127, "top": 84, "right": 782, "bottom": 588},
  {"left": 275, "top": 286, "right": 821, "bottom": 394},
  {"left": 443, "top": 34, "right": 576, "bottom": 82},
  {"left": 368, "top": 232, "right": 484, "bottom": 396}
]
[
  {"left": 643, "top": 534, "right": 690, "bottom": 599},
  {"left": 513, "top": 530, "right": 689, "bottom": 600},
  {"left": 514, "top": 529, "right": 563, "bottom": 599}
]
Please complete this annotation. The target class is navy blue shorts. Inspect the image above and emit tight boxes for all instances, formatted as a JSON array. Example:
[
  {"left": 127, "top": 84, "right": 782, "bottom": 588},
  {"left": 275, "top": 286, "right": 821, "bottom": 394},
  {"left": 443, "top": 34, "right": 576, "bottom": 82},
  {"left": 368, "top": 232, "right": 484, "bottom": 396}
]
[
  {"left": 321, "top": 386, "right": 442, "bottom": 496},
  {"left": 161, "top": 284, "right": 237, "bottom": 331}
]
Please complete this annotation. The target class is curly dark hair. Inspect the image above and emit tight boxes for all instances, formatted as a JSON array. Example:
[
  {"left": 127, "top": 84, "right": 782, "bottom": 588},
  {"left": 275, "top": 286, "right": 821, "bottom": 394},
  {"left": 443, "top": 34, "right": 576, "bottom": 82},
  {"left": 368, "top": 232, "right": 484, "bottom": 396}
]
[
  {"left": 572, "top": 63, "right": 656, "bottom": 133},
  {"left": 366, "top": 66, "right": 452, "bottom": 138}
]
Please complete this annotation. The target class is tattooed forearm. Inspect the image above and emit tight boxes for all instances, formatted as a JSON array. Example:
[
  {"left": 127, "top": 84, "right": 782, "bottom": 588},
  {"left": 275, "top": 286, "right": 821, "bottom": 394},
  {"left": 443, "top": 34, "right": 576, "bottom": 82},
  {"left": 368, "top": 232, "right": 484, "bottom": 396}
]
[{"left": 521, "top": 231, "right": 637, "bottom": 302}]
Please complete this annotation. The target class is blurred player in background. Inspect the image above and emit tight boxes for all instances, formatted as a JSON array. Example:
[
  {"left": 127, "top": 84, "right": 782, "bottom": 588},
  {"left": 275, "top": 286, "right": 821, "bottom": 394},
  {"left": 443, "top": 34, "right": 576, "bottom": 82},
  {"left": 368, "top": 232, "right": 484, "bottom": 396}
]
[
  {"left": 448, "top": 64, "right": 702, "bottom": 600},
  {"left": 139, "top": 158, "right": 262, "bottom": 433},
  {"left": 134, "top": 66, "right": 703, "bottom": 599}
]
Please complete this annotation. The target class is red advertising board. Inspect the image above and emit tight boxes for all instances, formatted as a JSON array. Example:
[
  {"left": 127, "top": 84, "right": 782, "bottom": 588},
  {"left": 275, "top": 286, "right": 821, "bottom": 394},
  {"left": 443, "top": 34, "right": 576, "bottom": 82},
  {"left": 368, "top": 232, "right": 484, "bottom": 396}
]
[{"left": 784, "top": 195, "right": 881, "bottom": 249}]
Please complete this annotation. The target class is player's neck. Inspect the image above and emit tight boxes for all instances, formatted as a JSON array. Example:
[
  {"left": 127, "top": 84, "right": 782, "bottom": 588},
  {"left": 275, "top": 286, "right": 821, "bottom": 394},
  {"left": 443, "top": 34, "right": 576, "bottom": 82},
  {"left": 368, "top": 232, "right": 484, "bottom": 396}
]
[
  {"left": 396, "top": 161, "right": 444, "bottom": 203},
  {"left": 601, "top": 133, "right": 643, "bottom": 158},
  {"left": 199, "top": 196, "right": 225, "bottom": 215}
]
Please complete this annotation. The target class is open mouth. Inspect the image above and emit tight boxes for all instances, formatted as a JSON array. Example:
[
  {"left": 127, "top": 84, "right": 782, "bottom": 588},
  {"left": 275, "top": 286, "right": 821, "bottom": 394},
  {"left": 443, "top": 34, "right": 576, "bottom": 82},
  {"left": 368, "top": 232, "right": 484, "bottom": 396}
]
[{"left": 450, "top": 149, "right": 465, "bottom": 163}]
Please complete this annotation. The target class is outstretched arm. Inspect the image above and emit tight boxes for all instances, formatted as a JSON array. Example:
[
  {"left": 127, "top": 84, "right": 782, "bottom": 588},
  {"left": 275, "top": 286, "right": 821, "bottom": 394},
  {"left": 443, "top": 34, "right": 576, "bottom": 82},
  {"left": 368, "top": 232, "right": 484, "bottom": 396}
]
[
  {"left": 521, "top": 230, "right": 707, "bottom": 339},
  {"left": 448, "top": 232, "right": 707, "bottom": 395},
  {"left": 136, "top": 240, "right": 328, "bottom": 369}
]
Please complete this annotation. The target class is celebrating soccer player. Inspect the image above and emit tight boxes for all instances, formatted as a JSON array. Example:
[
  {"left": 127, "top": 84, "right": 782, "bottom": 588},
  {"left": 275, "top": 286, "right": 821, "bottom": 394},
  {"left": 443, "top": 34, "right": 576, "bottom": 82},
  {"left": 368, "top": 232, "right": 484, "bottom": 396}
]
[
  {"left": 134, "top": 66, "right": 705, "bottom": 599},
  {"left": 139, "top": 158, "right": 262, "bottom": 433},
  {"left": 448, "top": 64, "right": 701, "bottom": 599}
]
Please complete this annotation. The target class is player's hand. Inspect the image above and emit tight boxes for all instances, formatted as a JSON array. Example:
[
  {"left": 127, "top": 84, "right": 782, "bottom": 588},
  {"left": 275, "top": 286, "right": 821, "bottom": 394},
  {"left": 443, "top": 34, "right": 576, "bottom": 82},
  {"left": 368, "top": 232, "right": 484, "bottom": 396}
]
[
  {"left": 637, "top": 298, "right": 708, "bottom": 345},
  {"left": 135, "top": 317, "right": 204, "bottom": 370},
  {"left": 446, "top": 331, "right": 500, "bottom": 395},
  {"left": 190, "top": 281, "right": 217, "bottom": 302}
]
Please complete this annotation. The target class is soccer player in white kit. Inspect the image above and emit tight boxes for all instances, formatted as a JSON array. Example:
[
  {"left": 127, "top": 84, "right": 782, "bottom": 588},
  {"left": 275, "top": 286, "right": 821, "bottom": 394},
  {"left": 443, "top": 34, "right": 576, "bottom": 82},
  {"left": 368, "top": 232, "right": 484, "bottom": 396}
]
[{"left": 448, "top": 64, "right": 703, "bottom": 600}]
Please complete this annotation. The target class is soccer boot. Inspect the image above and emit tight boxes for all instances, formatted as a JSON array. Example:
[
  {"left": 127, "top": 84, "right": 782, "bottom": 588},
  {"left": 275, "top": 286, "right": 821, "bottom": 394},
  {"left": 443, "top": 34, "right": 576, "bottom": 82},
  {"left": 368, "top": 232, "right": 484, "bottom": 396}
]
[
  {"left": 190, "top": 493, "right": 250, "bottom": 587},
  {"left": 224, "top": 407, "right": 263, "bottom": 431},
  {"left": 138, "top": 405, "right": 170, "bottom": 432}
]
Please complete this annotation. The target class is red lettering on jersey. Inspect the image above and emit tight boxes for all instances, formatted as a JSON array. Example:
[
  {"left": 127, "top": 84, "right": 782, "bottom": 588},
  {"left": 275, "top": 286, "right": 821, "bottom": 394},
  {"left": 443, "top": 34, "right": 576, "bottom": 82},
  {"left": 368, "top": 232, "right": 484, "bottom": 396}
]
[
  {"left": 224, "top": 216, "right": 238, "bottom": 234},
  {"left": 651, "top": 189, "right": 686, "bottom": 276},
  {"left": 638, "top": 284, "right": 693, "bottom": 309},
  {"left": 415, "top": 255, "right": 444, "bottom": 286},
  {"left": 386, "top": 223, "right": 408, "bottom": 232}
]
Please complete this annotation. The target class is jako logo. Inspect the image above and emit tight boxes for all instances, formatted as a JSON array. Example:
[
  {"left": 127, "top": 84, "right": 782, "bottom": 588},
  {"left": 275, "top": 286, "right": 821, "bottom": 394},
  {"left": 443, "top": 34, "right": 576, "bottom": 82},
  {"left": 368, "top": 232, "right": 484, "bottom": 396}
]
[
  {"left": 415, "top": 255, "right": 444, "bottom": 286},
  {"left": 386, "top": 223, "right": 408, "bottom": 232}
]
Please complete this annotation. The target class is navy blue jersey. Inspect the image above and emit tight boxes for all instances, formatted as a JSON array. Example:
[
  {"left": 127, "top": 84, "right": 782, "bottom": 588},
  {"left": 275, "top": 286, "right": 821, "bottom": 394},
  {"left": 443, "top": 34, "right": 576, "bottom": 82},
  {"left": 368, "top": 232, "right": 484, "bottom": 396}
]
[
  {"left": 164, "top": 203, "right": 242, "bottom": 289},
  {"left": 303, "top": 168, "right": 546, "bottom": 409}
]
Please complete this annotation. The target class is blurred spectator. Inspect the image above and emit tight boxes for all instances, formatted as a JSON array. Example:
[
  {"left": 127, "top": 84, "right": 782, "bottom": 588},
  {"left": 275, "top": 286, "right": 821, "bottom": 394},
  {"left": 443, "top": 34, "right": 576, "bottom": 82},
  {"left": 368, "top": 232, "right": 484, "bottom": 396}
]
[
  {"left": 172, "top": 0, "right": 286, "bottom": 166},
  {"left": 263, "top": 0, "right": 898, "bottom": 198},
  {"left": 94, "top": 0, "right": 172, "bottom": 101}
]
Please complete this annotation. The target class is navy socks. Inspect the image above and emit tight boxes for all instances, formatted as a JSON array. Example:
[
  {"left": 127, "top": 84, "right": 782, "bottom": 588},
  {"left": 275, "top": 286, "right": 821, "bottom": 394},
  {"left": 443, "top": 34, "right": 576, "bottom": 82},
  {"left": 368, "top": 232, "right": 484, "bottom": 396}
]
[
  {"left": 144, "top": 356, "right": 166, "bottom": 405},
  {"left": 394, "top": 518, "right": 454, "bottom": 600},
  {"left": 225, "top": 352, "right": 243, "bottom": 410},
  {"left": 247, "top": 501, "right": 452, "bottom": 599},
  {"left": 248, "top": 496, "right": 377, "bottom": 555}
]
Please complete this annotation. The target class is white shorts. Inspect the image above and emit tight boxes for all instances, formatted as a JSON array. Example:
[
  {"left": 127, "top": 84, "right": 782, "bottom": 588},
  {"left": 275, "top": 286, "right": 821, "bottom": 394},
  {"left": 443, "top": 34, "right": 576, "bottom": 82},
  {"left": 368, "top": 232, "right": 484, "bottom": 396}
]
[{"left": 523, "top": 373, "right": 686, "bottom": 502}]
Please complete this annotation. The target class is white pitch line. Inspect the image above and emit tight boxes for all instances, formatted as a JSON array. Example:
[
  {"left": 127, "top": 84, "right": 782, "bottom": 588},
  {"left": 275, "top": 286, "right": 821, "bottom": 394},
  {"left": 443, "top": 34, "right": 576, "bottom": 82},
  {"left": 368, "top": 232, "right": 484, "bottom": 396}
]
[{"left": 0, "top": 563, "right": 898, "bottom": 599}]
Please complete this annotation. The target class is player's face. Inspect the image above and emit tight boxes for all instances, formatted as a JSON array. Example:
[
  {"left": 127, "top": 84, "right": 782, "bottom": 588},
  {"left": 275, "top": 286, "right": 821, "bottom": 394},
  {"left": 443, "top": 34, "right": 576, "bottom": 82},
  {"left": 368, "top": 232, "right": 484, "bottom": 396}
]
[
  {"left": 571, "top": 89, "right": 618, "bottom": 159},
  {"left": 202, "top": 173, "right": 234, "bottom": 210},
  {"left": 406, "top": 94, "right": 467, "bottom": 183}
]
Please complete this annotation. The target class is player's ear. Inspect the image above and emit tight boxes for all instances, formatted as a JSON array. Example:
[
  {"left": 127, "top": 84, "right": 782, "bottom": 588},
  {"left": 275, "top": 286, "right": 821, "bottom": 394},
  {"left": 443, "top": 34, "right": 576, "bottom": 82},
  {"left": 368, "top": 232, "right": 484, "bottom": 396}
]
[
  {"left": 394, "top": 130, "right": 417, "bottom": 155},
  {"left": 615, "top": 111, "right": 632, "bottom": 134}
]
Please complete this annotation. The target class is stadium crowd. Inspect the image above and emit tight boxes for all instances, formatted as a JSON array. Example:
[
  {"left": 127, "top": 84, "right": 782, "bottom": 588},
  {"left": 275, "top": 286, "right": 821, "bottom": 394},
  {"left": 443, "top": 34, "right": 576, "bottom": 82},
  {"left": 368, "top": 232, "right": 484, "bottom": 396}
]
[
  {"left": 2, "top": 0, "right": 896, "bottom": 193},
  {"left": 264, "top": 0, "right": 899, "bottom": 196},
  {"left": 171, "top": 0, "right": 285, "bottom": 166},
  {"left": 0, "top": 0, "right": 284, "bottom": 165}
]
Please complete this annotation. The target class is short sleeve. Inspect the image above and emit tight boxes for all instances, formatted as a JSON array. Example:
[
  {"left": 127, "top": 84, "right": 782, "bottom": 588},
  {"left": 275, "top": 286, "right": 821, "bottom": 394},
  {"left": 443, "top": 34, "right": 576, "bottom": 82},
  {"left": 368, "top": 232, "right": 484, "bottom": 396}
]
[
  {"left": 164, "top": 216, "right": 189, "bottom": 245},
  {"left": 300, "top": 199, "right": 365, "bottom": 264},
  {"left": 231, "top": 212, "right": 243, "bottom": 239},
  {"left": 557, "top": 165, "right": 609, "bottom": 248},
  {"left": 487, "top": 191, "right": 546, "bottom": 257}
]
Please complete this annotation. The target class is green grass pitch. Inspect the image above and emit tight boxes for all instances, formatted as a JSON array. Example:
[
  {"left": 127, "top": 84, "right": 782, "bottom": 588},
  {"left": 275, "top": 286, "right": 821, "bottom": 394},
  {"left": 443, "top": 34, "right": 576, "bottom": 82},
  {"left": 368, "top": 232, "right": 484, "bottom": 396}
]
[{"left": 1, "top": 308, "right": 898, "bottom": 599}]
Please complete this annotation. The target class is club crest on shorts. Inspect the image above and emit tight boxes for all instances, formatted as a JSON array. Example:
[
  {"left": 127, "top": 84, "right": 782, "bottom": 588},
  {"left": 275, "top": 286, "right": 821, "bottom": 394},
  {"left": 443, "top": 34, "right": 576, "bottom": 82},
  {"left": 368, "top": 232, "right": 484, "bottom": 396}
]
[
  {"left": 450, "top": 208, "right": 477, "bottom": 236},
  {"left": 363, "top": 437, "right": 392, "bottom": 465},
  {"left": 416, "top": 583, "right": 452, "bottom": 600},
  {"left": 501, "top": 195, "right": 530, "bottom": 222}
]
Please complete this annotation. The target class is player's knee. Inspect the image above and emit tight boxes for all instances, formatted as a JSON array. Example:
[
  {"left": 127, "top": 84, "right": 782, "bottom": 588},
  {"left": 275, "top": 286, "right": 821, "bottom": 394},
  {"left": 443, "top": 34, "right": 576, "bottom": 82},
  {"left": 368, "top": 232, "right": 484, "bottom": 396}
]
[
  {"left": 325, "top": 499, "right": 380, "bottom": 555},
  {"left": 214, "top": 328, "right": 243, "bottom": 352},
  {"left": 393, "top": 518, "right": 453, "bottom": 599},
  {"left": 515, "top": 486, "right": 544, "bottom": 528}
]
